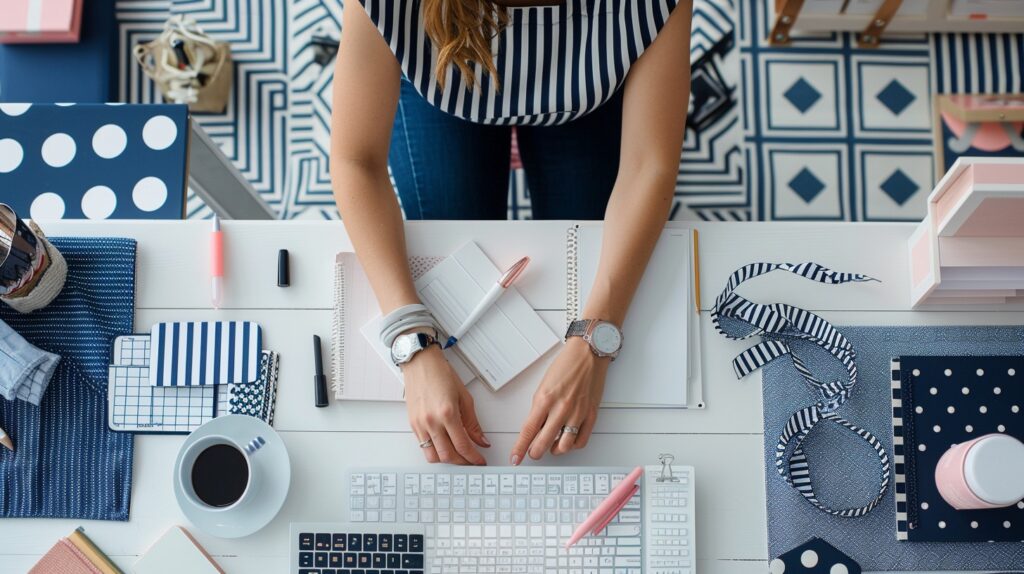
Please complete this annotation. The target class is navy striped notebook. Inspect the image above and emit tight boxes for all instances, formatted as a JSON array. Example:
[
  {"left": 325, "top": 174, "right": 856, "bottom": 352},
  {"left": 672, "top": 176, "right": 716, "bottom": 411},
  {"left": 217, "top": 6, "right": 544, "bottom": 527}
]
[{"left": 149, "top": 321, "right": 262, "bottom": 387}]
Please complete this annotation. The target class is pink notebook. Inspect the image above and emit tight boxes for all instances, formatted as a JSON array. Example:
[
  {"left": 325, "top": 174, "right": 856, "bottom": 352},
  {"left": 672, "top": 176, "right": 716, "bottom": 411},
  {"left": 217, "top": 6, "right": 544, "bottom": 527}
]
[{"left": 30, "top": 539, "right": 103, "bottom": 574}]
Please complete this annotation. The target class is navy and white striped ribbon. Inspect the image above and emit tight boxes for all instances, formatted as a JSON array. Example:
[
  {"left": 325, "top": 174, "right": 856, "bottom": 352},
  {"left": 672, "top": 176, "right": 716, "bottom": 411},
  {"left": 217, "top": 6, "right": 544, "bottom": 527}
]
[{"left": 711, "top": 262, "right": 890, "bottom": 517}]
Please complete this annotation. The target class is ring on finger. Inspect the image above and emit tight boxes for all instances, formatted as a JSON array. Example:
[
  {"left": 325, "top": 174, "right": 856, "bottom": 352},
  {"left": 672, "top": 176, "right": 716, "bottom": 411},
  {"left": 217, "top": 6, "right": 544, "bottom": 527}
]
[
  {"left": 418, "top": 438, "right": 434, "bottom": 449},
  {"left": 560, "top": 425, "right": 580, "bottom": 436}
]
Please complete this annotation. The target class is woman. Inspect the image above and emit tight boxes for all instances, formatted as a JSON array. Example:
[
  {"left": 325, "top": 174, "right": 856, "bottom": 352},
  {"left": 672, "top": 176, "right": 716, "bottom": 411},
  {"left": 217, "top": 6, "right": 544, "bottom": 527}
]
[{"left": 331, "top": 0, "right": 693, "bottom": 466}]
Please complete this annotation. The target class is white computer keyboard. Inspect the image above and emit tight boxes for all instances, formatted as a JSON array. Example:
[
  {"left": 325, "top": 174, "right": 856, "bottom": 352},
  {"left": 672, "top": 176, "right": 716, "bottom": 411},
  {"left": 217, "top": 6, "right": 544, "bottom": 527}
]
[{"left": 347, "top": 465, "right": 695, "bottom": 574}]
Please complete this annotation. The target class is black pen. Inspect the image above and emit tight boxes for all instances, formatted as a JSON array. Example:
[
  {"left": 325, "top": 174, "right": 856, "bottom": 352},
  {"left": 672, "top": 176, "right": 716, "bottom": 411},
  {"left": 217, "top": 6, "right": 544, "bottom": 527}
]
[{"left": 313, "top": 335, "right": 329, "bottom": 407}]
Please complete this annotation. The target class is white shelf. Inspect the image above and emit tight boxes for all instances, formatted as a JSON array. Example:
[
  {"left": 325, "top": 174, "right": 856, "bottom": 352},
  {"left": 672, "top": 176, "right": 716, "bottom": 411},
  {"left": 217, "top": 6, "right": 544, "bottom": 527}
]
[{"left": 782, "top": 1, "right": 1024, "bottom": 35}]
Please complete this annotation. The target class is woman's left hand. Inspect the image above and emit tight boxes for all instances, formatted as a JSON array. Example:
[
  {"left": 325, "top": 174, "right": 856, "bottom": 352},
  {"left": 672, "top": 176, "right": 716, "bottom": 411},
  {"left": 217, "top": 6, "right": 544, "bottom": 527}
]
[{"left": 510, "top": 338, "right": 609, "bottom": 464}]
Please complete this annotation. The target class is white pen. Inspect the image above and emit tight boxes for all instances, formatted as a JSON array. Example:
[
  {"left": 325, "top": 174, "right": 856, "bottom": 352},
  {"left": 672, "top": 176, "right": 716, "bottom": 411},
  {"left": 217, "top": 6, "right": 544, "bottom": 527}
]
[{"left": 443, "top": 257, "right": 530, "bottom": 349}]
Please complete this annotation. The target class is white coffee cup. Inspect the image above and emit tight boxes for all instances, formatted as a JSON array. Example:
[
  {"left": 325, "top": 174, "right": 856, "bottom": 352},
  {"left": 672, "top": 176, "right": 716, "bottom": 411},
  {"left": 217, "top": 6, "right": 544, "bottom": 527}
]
[{"left": 177, "top": 433, "right": 267, "bottom": 511}]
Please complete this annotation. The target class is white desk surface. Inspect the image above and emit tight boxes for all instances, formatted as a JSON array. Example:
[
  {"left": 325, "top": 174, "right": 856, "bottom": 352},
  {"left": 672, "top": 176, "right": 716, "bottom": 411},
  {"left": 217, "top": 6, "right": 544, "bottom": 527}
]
[{"left": 1, "top": 220, "right": 1021, "bottom": 573}]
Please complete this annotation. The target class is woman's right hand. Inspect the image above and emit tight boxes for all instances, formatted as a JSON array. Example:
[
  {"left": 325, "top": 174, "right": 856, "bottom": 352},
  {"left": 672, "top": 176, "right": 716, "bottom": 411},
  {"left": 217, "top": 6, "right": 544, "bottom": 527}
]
[{"left": 403, "top": 345, "right": 489, "bottom": 465}]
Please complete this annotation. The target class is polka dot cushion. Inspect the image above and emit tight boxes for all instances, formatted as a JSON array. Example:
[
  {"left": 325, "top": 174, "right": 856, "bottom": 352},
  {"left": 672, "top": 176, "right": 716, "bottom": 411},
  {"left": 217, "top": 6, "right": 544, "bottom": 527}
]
[
  {"left": 893, "top": 355, "right": 1024, "bottom": 542},
  {"left": 0, "top": 103, "right": 188, "bottom": 220},
  {"left": 769, "top": 538, "right": 861, "bottom": 574}
]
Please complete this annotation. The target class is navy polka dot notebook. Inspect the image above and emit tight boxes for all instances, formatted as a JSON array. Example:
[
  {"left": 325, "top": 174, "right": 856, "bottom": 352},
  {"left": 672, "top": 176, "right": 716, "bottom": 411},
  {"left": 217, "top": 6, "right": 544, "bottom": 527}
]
[
  {"left": 0, "top": 103, "right": 188, "bottom": 221},
  {"left": 891, "top": 356, "right": 1024, "bottom": 542}
]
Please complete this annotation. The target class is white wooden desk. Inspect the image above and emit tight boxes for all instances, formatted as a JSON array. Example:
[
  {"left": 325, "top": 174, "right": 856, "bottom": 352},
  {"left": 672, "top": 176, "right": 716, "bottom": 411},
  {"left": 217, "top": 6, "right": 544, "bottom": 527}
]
[{"left": 1, "top": 221, "right": 1021, "bottom": 573}]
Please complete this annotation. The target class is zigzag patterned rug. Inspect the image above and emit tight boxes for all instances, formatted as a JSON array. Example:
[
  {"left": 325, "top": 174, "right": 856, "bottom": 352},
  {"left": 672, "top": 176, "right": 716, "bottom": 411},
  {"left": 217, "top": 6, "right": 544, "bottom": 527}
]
[{"left": 116, "top": 1, "right": 1023, "bottom": 222}]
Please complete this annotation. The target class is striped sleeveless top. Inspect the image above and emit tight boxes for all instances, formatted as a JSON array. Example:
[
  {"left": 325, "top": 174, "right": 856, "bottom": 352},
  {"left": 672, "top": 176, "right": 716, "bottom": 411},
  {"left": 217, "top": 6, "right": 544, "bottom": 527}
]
[{"left": 357, "top": 0, "right": 683, "bottom": 126}]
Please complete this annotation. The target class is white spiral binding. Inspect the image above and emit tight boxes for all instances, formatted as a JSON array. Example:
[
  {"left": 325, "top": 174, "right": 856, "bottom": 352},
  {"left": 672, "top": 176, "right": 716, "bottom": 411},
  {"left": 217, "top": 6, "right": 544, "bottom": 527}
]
[
  {"left": 330, "top": 259, "right": 346, "bottom": 398},
  {"left": 566, "top": 225, "right": 580, "bottom": 330}
]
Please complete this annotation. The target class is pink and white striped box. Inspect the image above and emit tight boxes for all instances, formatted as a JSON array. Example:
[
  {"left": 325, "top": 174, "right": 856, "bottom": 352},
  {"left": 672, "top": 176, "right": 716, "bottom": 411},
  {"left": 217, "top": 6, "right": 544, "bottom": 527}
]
[
  {"left": 0, "top": 0, "right": 82, "bottom": 44},
  {"left": 908, "top": 157, "right": 1024, "bottom": 307}
]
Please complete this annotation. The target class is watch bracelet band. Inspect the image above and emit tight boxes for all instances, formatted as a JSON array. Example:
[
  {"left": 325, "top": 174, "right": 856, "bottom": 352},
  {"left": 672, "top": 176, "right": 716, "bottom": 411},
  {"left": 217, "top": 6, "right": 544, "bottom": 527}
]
[{"left": 565, "top": 319, "right": 592, "bottom": 339}]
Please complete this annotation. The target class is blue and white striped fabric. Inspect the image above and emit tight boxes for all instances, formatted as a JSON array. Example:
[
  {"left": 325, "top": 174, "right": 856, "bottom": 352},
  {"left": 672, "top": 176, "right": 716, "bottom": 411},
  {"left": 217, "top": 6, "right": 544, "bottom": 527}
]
[
  {"left": 150, "top": 321, "right": 262, "bottom": 387},
  {"left": 359, "top": 0, "right": 683, "bottom": 126},
  {"left": 712, "top": 262, "right": 891, "bottom": 518},
  {"left": 0, "top": 237, "right": 135, "bottom": 521}
]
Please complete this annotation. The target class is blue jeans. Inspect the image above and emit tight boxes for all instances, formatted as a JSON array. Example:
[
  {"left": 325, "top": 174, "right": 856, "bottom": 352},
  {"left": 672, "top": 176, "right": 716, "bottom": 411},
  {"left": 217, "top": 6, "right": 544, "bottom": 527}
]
[{"left": 389, "top": 79, "right": 623, "bottom": 220}]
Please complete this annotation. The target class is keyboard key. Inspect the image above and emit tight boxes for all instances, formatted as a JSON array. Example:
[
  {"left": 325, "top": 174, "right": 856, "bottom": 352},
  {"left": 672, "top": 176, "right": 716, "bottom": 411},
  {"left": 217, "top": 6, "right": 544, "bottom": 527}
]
[
  {"left": 344, "top": 552, "right": 358, "bottom": 567},
  {"left": 364, "top": 534, "right": 377, "bottom": 551},
  {"left": 299, "top": 552, "right": 314, "bottom": 567},
  {"left": 409, "top": 534, "right": 424, "bottom": 552},
  {"left": 348, "top": 534, "right": 362, "bottom": 551},
  {"left": 372, "top": 553, "right": 386, "bottom": 568},
  {"left": 358, "top": 552, "right": 371, "bottom": 567},
  {"left": 315, "top": 552, "right": 329, "bottom": 567},
  {"left": 330, "top": 552, "right": 344, "bottom": 566},
  {"left": 316, "top": 534, "right": 332, "bottom": 551},
  {"left": 395, "top": 534, "right": 408, "bottom": 552},
  {"left": 379, "top": 534, "right": 392, "bottom": 551},
  {"left": 299, "top": 533, "right": 315, "bottom": 551},
  {"left": 388, "top": 553, "right": 401, "bottom": 569},
  {"left": 402, "top": 553, "right": 425, "bottom": 569}
]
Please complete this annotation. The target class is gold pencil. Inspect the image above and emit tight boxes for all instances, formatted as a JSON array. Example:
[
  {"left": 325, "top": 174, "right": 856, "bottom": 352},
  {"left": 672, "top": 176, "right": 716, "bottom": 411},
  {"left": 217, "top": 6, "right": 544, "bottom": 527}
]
[{"left": 0, "top": 426, "right": 13, "bottom": 452}]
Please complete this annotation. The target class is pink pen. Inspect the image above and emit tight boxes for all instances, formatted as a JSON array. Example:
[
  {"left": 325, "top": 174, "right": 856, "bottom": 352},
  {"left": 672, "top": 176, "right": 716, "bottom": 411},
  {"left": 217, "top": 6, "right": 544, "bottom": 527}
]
[
  {"left": 211, "top": 215, "right": 224, "bottom": 308},
  {"left": 565, "top": 466, "right": 644, "bottom": 548}
]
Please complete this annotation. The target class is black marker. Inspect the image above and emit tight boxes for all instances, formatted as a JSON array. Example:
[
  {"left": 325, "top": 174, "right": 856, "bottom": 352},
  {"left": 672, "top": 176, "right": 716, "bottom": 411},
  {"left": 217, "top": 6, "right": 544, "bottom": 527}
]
[
  {"left": 313, "top": 335, "right": 328, "bottom": 407},
  {"left": 277, "top": 249, "right": 290, "bottom": 287}
]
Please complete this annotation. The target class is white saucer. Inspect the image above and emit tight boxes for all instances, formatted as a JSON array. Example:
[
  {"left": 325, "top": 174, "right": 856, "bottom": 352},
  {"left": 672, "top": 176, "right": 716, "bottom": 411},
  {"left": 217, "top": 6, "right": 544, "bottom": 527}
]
[{"left": 173, "top": 415, "right": 291, "bottom": 539}]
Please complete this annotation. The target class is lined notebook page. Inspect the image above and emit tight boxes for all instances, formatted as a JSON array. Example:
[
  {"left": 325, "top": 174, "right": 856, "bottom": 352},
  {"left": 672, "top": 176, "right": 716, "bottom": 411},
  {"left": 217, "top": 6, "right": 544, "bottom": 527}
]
[
  {"left": 574, "top": 225, "right": 691, "bottom": 407},
  {"left": 412, "top": 241, "right": 559, "bottom": 391}
]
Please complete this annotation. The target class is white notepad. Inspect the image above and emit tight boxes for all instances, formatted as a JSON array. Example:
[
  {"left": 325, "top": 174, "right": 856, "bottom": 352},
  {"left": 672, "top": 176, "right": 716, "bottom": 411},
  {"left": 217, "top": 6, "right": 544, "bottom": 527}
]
[
  {"left": 362, "top": 241, "right": 560, "bottom": 392},
  {"left": 569, "top": 224, "right": 701, "bottom": 407},
  {"left": 133, "top": 526, "right": 224, "bottom": 574}
]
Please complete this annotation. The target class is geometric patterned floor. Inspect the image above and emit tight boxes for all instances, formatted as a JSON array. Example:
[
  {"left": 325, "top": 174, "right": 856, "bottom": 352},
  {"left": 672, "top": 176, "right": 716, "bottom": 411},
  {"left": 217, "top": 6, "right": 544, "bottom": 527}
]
[{"left": 116, "top": 0, "right": 1024, "bottom": 221}]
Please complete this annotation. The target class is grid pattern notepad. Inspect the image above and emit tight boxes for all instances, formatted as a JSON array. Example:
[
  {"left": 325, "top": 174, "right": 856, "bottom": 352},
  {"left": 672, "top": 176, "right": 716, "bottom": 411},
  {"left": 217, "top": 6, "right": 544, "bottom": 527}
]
[{"left": 108, "top": 335, "right": 228, "bottom": 433}]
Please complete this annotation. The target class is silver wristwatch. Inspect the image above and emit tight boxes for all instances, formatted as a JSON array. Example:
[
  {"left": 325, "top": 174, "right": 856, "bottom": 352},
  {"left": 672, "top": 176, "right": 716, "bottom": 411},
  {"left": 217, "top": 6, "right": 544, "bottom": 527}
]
[
  {"left": 565, "top": 319, "right": 623, "bottom": 360},
  {"left": 390, "top": 330, "right": 439, "bottom": 366}
]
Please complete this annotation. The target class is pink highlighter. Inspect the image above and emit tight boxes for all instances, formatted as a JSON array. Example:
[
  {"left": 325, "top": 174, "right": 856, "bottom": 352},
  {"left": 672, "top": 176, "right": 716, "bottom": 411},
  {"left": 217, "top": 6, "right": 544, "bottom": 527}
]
[
  {"left": 210, "top": 216, "right": 224, "bottom": 309},
  {"left": 565, "top": 466, "right": 644, "bottom": 549}
]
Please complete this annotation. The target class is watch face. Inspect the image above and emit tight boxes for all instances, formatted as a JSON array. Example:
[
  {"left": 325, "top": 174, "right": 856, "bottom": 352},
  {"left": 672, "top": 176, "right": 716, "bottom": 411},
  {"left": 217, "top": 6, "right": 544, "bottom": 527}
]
[
  {"left": 591, "top": 323, "right": 622, "bottom": 354},
  {"left": 392, "top": 335, "right": 415, "bottom": 362}
]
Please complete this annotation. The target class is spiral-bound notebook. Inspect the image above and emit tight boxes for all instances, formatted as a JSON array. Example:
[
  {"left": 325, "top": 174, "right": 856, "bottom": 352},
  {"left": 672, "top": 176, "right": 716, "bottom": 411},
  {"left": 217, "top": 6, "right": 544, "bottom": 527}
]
[
  {"left": 568, "top": 224, "right": 702, "bottom": 408},
  {"left": 332, "top": 225, "right": 703, "bottom": 407}
]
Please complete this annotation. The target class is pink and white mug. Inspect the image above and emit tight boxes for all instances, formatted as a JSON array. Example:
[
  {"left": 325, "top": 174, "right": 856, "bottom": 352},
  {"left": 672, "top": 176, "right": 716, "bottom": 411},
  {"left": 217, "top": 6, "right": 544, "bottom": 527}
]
[{"left": 935, "top": 433, "right": 1024, "bottom": 510}]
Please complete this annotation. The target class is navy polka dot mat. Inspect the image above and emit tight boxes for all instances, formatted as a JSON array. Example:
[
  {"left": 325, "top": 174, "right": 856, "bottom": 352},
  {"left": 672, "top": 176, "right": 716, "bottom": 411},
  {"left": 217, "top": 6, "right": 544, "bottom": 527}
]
[
  {"left": 0, "top": 103, "right": 188, "bottom": 220},
  {"left": 762, "top": 325, "right": 1024, "bottom": 571}
]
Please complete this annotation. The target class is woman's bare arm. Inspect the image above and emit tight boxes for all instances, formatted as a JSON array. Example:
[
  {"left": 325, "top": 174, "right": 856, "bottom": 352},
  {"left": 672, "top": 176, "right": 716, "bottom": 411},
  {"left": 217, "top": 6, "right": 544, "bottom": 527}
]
[
  {"left": 331, "top": 2, "right": 488, "bottom": 466},
  {"left": 581, "top": 0, "right": 693, "bottom": 326},
  {"left": 331, "top": 2, "right": 415, "bottom": 312},
  {"left": 512, "top": 2, "right": 693, "bottom": 462}
]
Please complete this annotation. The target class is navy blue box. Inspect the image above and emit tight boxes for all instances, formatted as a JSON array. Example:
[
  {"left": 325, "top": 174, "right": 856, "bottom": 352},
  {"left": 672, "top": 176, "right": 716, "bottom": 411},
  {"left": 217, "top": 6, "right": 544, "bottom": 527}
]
[
  {"left": 0, "top": 0, "right": 117, "bottom": 102},
  {"left": 0, "top": 103, "right": 188, "bottom": 220}
]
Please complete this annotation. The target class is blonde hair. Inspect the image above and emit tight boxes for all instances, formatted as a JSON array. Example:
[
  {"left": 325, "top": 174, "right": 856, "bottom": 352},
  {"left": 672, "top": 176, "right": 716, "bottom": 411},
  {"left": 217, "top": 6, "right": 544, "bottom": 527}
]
[{"left": 422, "top": 0, "right": 508, "bottom": 91}]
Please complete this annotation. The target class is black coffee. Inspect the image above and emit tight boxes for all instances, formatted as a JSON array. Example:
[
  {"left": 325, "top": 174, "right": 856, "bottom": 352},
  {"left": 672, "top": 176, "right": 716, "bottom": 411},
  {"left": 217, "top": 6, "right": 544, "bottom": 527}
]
[{"left": 191, "top": 443, "right": 249, "bottom": 507}]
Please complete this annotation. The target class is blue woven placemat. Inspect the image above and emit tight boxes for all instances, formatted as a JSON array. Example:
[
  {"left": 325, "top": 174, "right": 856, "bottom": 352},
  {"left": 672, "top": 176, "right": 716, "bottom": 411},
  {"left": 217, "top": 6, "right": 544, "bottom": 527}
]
[
  {"left": 762, "top": 325, "right": 1024, "bottom": 571},
  {"left": 0, "top": 237, "right": 136, "bottom": 521}
]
